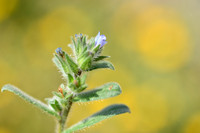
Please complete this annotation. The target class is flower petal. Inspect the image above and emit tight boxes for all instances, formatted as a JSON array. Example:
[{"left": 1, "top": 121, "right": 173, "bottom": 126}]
[{"left": 95, "top": 32, "right": 107, "bottom": 47}]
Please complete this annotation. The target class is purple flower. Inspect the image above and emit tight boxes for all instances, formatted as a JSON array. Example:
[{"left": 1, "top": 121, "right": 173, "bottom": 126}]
[
  {"left": 75, "top": 33, "right": 82, "bottom": 38},
  {"left": 56, "top": 47, "right": 63, "bottom": 56},
  {"left": 95, "top": 32, "right": 107, "bottom": 47}
]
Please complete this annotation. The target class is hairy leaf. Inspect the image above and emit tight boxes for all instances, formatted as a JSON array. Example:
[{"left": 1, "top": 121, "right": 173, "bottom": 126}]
[
  {"left": 1, "top": 84, "right": 59, "bottom": 118},
  {"left": 94, "top": 56, "right": 110, "bottom": 61},
  {"left": 88, "top": 61, "right": 114, "bottom": 71},
  {"left": 52, "top": 91, "right": 63, "bottom": 98},
  {"left": 54, "top": 54, "right": 72, "bottom": 74},
  {"left": 63, "top": 104, "right": 130, "bottom": 133},
  {"left": 64, "top": 52, "right": 79, "bottom": 74},
  {"left": 79, "top": 55, "right": 92, "bottom": 70},
  {"left": 52, "top": 56, "right": 65, "bottom": 74},
  {"left": 73, "top": 82, "right": 121, "bottom": 102}
]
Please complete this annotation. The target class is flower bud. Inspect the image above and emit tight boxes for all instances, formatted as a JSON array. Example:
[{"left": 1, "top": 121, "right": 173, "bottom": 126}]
[
  {"left": 95, "top": 32, "right": 107, "bottom": 48},
  {"left": 55, "top": 47, "right": 64, "bottom": 57}
]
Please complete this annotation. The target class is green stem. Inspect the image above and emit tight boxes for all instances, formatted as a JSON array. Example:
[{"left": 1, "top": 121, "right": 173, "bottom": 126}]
[{"left": 57, "top": 96, "right": 73, "bottom": 133}]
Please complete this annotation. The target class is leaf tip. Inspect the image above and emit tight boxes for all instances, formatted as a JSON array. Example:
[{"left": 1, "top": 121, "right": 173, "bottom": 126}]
[
  {"left": 122, "top": 104, "right": 131, "bottom": 113},
  {"left": 109, "top": 63, "right": 115, "bottom": 70},
  {"left": 112, "top": 82, "right": 122, "bottom": 94},
  {"left": 1, "top": 88, "right": 5, "bottom": 92},
  {"left": 1, "top": 84, "right": 9, "bottom": 92},
  {"left": 127, "top": 107, "right": 131, "bottom": 113},
  {"left": 111, "top": 66, "right": 115, "bottom": 70}
]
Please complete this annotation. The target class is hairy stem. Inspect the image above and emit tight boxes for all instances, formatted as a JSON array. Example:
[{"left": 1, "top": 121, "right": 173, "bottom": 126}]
[{"left": 57, "top": 96, "right": 73, "bottom": 133}]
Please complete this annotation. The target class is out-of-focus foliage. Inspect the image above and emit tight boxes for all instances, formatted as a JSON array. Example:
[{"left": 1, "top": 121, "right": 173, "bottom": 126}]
[{"left": 0, "top": 0, "right": 200, "bottom": 133}]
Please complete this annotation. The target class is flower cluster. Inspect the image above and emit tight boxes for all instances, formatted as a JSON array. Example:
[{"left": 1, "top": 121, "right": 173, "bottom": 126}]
[{"left": 51, "top": 32, "right": 113, "bottom": 96}]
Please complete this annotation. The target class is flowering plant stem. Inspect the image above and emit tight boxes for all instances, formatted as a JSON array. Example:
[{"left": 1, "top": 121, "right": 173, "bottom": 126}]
[
  {"left": 58, "top": 96, "right": 73, "bottom": 133},
  {"left": 1, "top": 32, "right": 130, "bottom": 133}
]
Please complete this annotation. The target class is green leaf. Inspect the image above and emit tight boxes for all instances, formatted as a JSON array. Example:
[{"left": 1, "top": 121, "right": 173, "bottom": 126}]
[
  {"left": 70, "top": 37, "right": 78, "bottom": 56},
  {"left": 71, "top": 36, "right": 76, "bottom": 47},
  {"left": 77, "top": 51, "right": 89, "bottom": 63},
  {"left": 94, "top": 56, "right": 110, "bottom": 61},
  {"left": 80, "top": 73, "right": 87, "bottom": 84},
  {"left": 76, "top": 84, "right": 88, "bottom": 93},
  {"left": 73, "top": 82, "right": 121, "bottom": 102},
  {"left": 48, "top": 98, "right": 62, "bottom": 112},
  {"left": 63, "top": 104, "right": 130, "bottom": 133},
  {"left": 54, "top": 54, "right": 72, "bottom": 74},
  {"left": 88, "top": 61, "right": 114, "bottom": 71},
  {"left": 82, "top": 35, "right": 87, "bottom": 47},
  {"left": 79, "top": 55, "right": 92, "bottom": 70},
  {"left": 52, "top": 91, "right": 63, "bottom": 98},
  {"left": 1, "top": 84, "right": 59, "bottom": 118},
  {"left": 92, "top": 45, "right": 100, "bottom": 53},
  {"left": 68, "top": 44, "right": 75, "bottom": 56},
  {"left": 88, "top": 37, "right": 95, "bottom": 49},
  {"left": 76, "top": 37, "right": 81, "bottom": 55},
  {"left": 64, "top": 52, "right": 79, "bottom": 74},
  {"left": 67, "top": 74, "right": 74, "bottom": 84},
  {"left": 65, "top": 94, "right": 73, "bottom": 100},
  {"left": 52, "top": 56, "right": 66, "bottom": 75}
]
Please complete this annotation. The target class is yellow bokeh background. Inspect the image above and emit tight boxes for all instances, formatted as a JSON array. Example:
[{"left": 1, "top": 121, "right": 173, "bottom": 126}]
[{"left": 0, "top": 0, "right": 199, "bottom": 133}]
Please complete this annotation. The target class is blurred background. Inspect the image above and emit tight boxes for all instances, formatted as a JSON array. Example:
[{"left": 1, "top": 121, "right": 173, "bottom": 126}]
[{"left": 0, "top": 0, "right": 200, "bottom": 133}]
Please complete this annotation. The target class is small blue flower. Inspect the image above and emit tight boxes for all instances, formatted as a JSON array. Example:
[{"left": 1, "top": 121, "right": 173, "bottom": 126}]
[
  {"left": 95, "top": 32, "right": 107, "bottom": 47},
  {"left": 75, "top": 33, "right": 82, "bottom": 38},
  {"left": 56, "top": 47, "right": 63, "bottom": 56}
]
